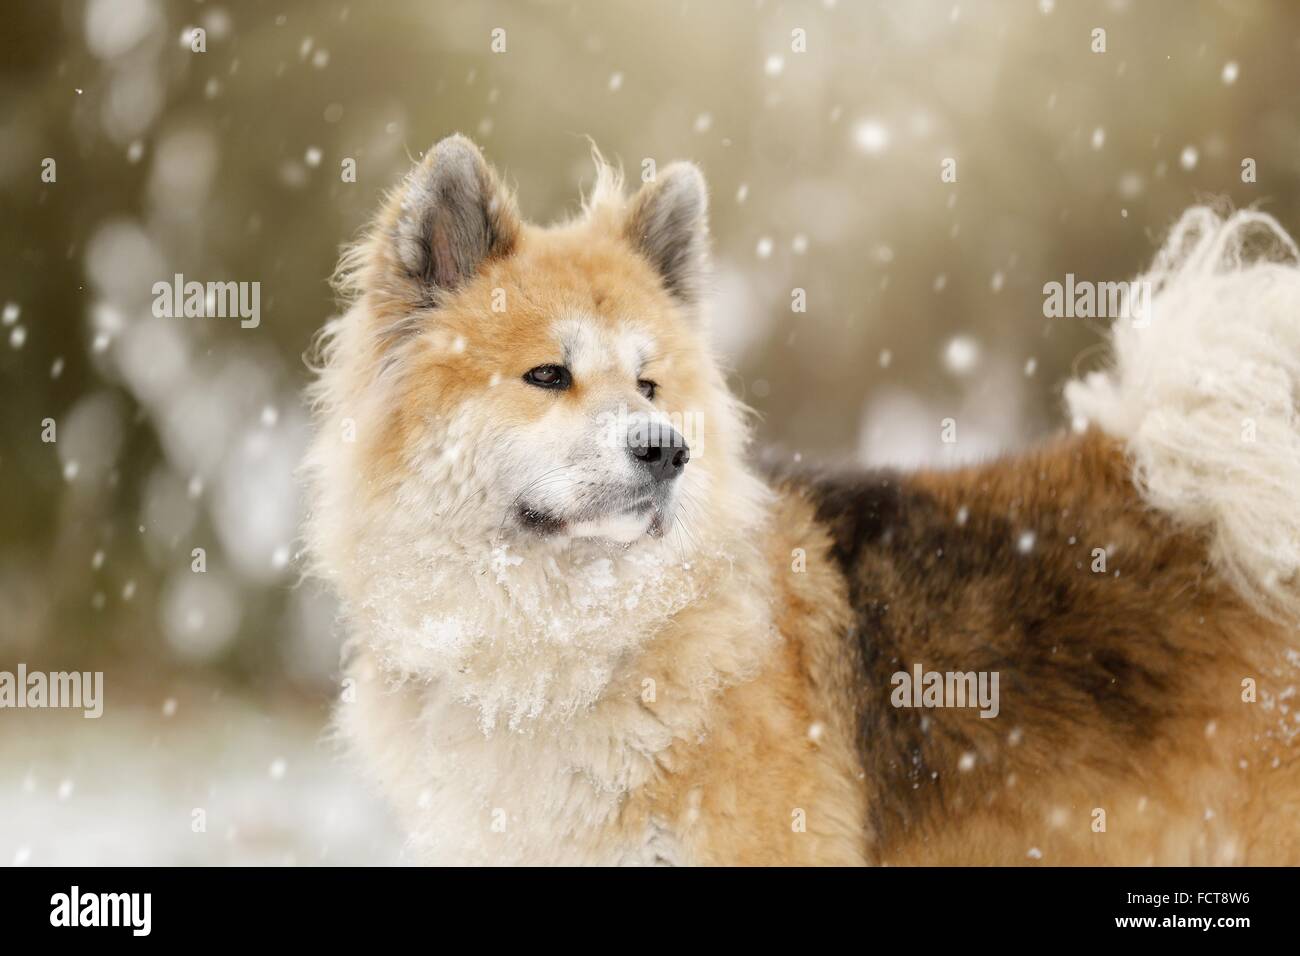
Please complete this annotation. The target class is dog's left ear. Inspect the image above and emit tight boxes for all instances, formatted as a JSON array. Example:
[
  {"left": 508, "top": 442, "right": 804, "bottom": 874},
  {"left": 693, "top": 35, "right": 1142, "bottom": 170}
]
[
  {"left": 388, "top": 134, "right": 520, "bottom": 304},
  {"left": 624, "top": 163, "right": 709, "bottom": 306}
]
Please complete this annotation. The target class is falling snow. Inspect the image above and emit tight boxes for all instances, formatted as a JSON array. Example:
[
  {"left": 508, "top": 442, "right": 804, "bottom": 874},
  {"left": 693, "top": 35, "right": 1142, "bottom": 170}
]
[{"left": 944, "top": 336, "right": 980, "bottom": 375}]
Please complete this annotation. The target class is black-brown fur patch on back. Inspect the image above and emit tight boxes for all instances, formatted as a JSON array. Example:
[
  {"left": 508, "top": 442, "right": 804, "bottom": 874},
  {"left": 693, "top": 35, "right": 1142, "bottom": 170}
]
[{"left": 772, "top": 431, "right": 1229, "bottom": 853}]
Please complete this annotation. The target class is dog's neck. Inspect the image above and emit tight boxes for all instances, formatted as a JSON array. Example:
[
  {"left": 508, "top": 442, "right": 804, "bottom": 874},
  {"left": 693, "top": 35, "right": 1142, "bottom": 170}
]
[{"left": 344, "top": 516, "right": 764, "bottom": 734}]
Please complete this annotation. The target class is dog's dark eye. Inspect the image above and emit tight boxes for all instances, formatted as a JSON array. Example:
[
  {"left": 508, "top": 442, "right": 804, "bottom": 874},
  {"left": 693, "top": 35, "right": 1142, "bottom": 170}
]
[
  {"left": 637, "top": 379, "right": 658, "bottom": 401},
  {"left": 523, "top": 365, "right": 571, "bottom": 390}
]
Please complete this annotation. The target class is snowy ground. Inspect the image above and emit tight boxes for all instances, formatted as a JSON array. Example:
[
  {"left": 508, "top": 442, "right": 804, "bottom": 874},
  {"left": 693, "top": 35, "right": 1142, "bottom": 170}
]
[{"left": 0, "top": 679, "right": 402, "bottom": 866}]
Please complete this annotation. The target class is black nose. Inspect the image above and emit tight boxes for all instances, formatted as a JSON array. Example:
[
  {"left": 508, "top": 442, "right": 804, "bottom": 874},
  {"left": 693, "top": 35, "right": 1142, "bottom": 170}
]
[{"left": 629, "top": 426, "right": 690, "bottom": 482}]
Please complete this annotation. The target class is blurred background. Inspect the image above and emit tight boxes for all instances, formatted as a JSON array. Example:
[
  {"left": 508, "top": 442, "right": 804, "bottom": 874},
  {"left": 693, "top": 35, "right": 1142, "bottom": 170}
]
[{"left": 2, "top": 0, "right": 1298, "bottom": 864}]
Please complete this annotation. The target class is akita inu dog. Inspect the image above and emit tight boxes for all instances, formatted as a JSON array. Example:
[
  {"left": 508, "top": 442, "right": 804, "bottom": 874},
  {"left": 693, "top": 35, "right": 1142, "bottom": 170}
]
[{"left": 304, "top": 135, "right": 1300, "bottom": 865}]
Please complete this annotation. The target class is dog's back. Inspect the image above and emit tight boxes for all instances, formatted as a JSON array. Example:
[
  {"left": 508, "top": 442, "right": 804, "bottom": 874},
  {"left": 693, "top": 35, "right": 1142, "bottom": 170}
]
[{"left": 769, "top": 427, "right": 1300, "bottom": 864}]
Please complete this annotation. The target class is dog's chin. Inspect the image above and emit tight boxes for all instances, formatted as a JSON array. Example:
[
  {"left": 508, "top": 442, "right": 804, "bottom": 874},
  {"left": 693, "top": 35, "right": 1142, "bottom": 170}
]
[{"left": 567, "top": 510, "right": 656, "bottom": 544}]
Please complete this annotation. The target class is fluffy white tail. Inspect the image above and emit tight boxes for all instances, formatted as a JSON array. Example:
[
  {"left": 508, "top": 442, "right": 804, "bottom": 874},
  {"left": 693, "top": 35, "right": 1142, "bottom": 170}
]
[{"left": 1065, "top": 207, "right": 1300, "bottom": 622}]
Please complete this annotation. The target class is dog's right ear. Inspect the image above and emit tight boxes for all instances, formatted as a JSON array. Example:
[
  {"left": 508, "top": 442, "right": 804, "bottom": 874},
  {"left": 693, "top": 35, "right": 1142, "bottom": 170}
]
[
  {"left": 623, "top": 162, "right": 709, "bottom": 307},
  {"left": 382, "top": 135, "right": 520, "bottom": 306}
]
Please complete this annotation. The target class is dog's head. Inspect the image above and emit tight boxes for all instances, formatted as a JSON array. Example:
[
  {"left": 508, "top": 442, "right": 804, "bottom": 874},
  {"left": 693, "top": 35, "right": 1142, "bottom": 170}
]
[{"left": 317, "top": 135, "right": 751, "bottom": 554}]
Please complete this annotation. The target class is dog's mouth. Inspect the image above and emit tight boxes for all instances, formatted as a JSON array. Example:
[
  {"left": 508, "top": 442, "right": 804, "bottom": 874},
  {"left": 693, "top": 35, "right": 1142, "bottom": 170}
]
[
  {"left": 517, "top": 506, "right": 569, "bottom": 536},
  {"left": 515, "top": 492, "right": 668, "bottom": 542}
]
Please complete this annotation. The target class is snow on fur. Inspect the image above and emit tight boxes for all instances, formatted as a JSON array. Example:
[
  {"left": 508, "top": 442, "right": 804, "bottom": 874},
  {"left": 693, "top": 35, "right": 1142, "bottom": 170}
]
[{"left": 1066, "top": 207, "right": 1300, "bottom": 622}]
